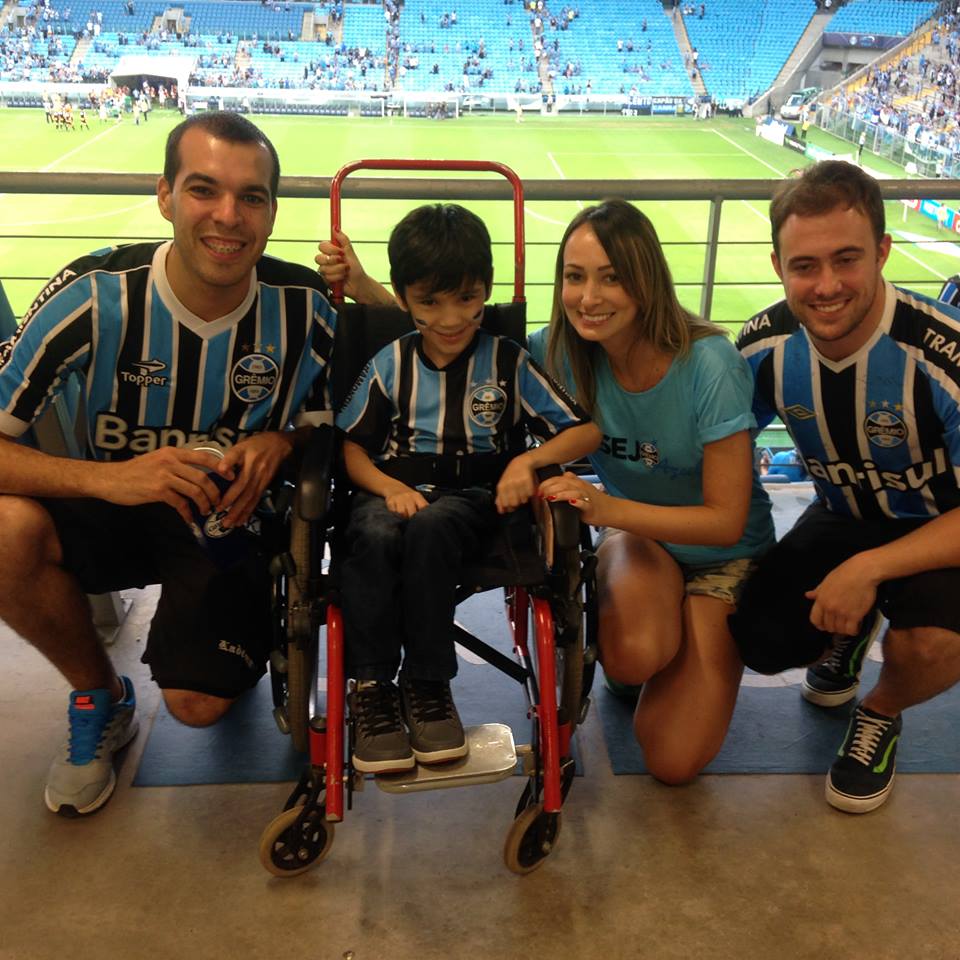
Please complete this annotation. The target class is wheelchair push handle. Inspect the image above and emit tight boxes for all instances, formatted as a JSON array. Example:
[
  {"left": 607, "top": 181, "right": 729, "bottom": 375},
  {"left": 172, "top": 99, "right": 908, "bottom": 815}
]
[{"left": 328, "top": 159, "right": 525, "bottom": 305}]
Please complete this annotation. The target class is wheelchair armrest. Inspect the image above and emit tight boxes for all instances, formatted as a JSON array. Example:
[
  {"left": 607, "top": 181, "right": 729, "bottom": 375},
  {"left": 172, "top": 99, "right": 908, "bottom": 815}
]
[
  {"left": 563, "top": 456, "right": 595, "bottom": 476},
  {"left": 295, "top": 423, "right": 336, "bottom": 521},
  {"left": 535, "top": 464, "right": 581, "bottom": 552}
]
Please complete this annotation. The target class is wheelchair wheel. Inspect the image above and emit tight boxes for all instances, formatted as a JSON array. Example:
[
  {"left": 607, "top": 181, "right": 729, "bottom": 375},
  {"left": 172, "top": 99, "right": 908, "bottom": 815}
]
[
  {"left": 259, "top": 803, "right": 334, "bottom": 878},
  {"left": 286, "top": 510, "right": 317, "bottom": 754},
  {"left": 503, "top": 803, "right": 561, "bottom": 875}
]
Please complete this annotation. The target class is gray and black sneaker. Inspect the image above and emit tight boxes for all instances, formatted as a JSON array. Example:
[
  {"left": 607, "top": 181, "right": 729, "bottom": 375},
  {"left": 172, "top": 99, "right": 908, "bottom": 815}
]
[
  {"left": 400, "top": 675, "right": 468, "bottom": 764},
  {"left": 826, "top": 703, "right": 902, "bottom": 814},
  {"left": 349, "top": 680, "right": 415, "bottom": 774},
  {"left": 45, "top": 676, "right": 139, "bottom": 817},
  {"left": 802, "top": 609, "right": 883, "bottom": 707}
]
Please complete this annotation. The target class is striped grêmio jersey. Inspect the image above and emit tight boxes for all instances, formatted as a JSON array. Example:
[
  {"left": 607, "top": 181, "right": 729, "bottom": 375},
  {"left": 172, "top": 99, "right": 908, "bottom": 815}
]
[
  {"left": 336, "top": 329, "right": 589, "bottom": 461},
  {"left": 0, "top": 241, "right": 336, "bottom": 460},
  {"left": 736, "top": 280, "right": 960, "bottom": 521}
]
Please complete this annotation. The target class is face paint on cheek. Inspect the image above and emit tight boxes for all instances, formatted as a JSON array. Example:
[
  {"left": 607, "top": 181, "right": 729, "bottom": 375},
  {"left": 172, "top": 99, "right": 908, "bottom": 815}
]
[{"left": 412, "top": 316, "right": 428, "bottom": 327}]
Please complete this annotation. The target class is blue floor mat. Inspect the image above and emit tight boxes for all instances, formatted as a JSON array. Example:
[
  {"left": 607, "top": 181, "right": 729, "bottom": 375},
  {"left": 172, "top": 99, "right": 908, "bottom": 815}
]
[
  {"left": 133, "top": 591, "right": 580, "bottom": 786},
  {"left": 133, "top": 677, "right": 304, "bottom": 786},
  {"left": 596, "top": 660, "right": 960, "bottom": 775}
]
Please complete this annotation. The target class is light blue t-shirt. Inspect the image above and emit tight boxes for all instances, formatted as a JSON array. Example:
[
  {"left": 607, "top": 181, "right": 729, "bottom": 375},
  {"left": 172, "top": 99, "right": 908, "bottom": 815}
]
[{"left": 528, "top": 327, "right": 774, "bottom": 566}]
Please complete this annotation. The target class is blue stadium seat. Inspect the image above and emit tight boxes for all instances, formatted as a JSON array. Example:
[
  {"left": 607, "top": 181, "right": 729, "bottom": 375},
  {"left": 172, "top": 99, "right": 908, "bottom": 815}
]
[
  {"left": 683, "top": 0, "right": 816, "bottom": 102},
  {"left": 829, "top": 0, "right": 937, "bottom": 37}
]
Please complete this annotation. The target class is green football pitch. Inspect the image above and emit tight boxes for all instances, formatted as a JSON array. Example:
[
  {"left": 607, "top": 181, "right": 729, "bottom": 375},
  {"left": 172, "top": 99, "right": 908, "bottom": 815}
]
[{"left": 1, "top": 108, "right": 957, "bottom": 336}]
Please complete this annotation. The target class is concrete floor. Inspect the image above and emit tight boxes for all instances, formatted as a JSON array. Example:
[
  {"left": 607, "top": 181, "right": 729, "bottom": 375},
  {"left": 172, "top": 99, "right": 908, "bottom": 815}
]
[{"left": 3, "top": 488, "right": 960, "bottom": 960}]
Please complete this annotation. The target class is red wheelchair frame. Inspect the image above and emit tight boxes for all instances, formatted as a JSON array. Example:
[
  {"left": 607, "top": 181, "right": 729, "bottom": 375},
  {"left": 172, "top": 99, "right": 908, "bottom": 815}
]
[{"left": 259, "top": 159, "right": 596, "bottom": 877}]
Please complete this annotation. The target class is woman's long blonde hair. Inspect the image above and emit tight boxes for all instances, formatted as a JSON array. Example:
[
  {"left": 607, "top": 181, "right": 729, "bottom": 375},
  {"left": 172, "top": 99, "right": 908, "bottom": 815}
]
[{"left": 544, "top": 198, "right": 724, "bottom": 416}]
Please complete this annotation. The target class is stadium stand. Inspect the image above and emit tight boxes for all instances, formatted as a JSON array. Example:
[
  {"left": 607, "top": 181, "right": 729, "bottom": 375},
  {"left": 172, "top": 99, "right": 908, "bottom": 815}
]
[
  {"left": 395, "top": 0, "right": 532, "bottom": 95},
  {"left": 681, "top": 0, "right": 816, "bottom": 103},
  {"left": 818, "top": 3, "right": 960, "bottom": 177},
  {"left": 185, "top": 0, "right": 310, "bottom": 39},
  {"left": 546, "top": 0, "right": 692, "bottom": 99},
  {"left": 828, "top": 0, "right": 938, "bottom": 38},
  {"left": 0, "top": 0, "right": 954, "bottom": 118},
  {"left": 51, "top": 0, "right": 154, "bottom": 33}
]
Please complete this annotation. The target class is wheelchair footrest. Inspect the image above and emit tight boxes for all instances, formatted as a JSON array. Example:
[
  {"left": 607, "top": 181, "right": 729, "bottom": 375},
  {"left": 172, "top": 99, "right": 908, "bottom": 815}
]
[{"left": 375, "top": 724, "right": 517, "bottom": 794}]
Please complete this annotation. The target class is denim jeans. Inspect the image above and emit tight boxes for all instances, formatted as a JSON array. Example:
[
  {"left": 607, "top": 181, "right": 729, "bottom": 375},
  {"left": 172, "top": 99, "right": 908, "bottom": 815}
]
[{"left": 341, "top": 488, "right": 497, "bottom": 682}]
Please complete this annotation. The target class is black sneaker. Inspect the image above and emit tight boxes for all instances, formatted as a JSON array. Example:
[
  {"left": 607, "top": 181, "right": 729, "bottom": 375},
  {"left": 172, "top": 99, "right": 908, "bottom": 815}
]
[
  {"left": 399, "top": 675, "right": 468, "bottom": 764},
  {"left": 826, "top": 703, "right": 902, "bottom": 814},
  {"left": 349, "top": 680, "right": 415, "bottom": 774},
  {"left": 802, "top": 609, "right": 883, "bottom": 707}
]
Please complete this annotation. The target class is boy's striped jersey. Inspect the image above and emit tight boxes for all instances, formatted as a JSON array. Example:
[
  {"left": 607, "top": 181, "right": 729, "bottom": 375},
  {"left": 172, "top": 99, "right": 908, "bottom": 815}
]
[
  {"left": 336, "top": 329, "right": 589, "bottom": 460},
  {"left": 0, "top": 241, "right": 336, "bottom": 459},
  {"left": 736, "top": 280, "right": 960, "bottom": 520}
]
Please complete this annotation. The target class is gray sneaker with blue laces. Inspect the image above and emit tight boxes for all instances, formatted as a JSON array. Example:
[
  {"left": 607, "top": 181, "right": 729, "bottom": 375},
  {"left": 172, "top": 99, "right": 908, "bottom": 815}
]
[{"left": 45, "top": 676, "right": 139, "bottom": 817}]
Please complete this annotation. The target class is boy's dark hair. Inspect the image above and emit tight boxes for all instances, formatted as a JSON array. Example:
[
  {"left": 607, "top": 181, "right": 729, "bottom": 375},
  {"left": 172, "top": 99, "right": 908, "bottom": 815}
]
[
  {"left": 770, "top": 160, "right": 885, "bottom": 257},
  {"left": 163, "top": 111, "right": 280, "bottom": 200},
  {"left": 388, "top": 203, "right": 493, "bottom": 301}
]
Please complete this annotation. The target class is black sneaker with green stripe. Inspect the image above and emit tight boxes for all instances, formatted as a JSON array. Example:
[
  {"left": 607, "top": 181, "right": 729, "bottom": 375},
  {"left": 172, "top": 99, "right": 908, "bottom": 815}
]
[
  {"left": 802, "top": 609, "right": 883, "bottom": 707},
  {"left": 826, "top": 703, "right": 901, "bottom": 814}
]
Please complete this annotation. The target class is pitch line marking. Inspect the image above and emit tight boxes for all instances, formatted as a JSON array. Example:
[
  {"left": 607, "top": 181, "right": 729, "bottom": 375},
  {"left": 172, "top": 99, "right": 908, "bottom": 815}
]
[
  {"left": 704, "top": 129, "right": 779, "bottom": 225},
  {"left": 546, "top": 151, "right": 566, "bottom": 179},
  {"left": 0, "top": 197, "right": 156, "bottom": 228},
  {"left": 41, "top": 122, "right": 123, "bottom": 172},
  {"left": 546, "top": 152, "right": 583, "bottom": 211},
  {"left": 711, "top": 128, "right": 787, "bottom": 177},
  {"left": 525, "top": 207, "right": 571, "bottom": 227},
  {"left": 888, "top": 236, "right": 949, "bottom": 281},
  {"left": 548, "top": 150, "right": 742, "bottom": 157}
]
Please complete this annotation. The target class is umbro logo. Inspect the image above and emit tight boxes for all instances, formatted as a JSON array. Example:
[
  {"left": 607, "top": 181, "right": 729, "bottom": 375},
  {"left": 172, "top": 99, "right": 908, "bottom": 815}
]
[
  {"left": 783, "top": 404, "right": 816, "bottom": 421},
  {"left": 120, "top": 358, "right": 169, "bottom": 388}
]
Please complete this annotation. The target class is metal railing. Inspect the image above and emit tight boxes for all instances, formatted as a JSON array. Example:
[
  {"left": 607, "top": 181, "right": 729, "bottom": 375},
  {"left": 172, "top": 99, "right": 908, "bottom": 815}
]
[{"left": 3, "top": 172, "right": 960, "bottom": 324}]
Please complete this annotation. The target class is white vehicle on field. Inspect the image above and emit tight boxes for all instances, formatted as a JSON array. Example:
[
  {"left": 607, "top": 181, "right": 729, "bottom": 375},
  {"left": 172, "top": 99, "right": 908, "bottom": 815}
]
[{"left": 780, "top": 87, "right": 819, "bottom": 121}]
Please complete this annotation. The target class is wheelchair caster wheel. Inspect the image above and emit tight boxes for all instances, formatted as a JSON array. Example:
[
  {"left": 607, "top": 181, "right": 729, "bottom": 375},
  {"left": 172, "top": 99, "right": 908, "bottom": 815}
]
[
  {"left": 259, "top": 804, "right": 334, "bottom": 877},
  {"left": 503, "top": 803, "right": 561, "bottom": 875}
]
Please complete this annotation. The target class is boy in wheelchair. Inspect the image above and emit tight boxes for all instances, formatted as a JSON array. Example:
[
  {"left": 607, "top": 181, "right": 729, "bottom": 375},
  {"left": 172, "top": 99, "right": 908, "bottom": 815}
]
[{"left": 335, "top": 204, "right": 601, "bottom": 773}]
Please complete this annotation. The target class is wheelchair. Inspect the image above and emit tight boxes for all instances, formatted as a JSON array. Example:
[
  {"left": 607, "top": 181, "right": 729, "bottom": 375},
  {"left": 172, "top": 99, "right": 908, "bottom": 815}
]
[
  {"left": 261, "top": 302, "right": 598, "bottom": 877},
  {"left": 259, "top": 160, "right": 598, "bottom": 877}
]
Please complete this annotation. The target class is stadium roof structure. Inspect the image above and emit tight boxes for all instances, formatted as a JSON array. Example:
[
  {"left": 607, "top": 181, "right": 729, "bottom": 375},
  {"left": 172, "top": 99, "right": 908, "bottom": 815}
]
[{"left": 109, "top": 54, "right": 195, "bottom": 92}]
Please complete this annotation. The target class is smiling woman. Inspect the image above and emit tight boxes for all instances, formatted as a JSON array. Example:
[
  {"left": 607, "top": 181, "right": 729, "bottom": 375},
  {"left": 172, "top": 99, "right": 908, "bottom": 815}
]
[{"left": 530, "top": 198, "right": 775, "bottom": 785}]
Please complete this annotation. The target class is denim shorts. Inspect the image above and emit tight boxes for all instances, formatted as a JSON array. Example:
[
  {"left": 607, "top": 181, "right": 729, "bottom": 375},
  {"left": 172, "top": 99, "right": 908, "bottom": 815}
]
[{"left": 593, "top": 526, "right": 758, "bottom": 606}]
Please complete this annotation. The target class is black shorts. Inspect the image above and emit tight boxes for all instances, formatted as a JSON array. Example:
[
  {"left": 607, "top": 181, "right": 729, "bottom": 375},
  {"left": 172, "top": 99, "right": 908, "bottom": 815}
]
[
  {"left": 729, "top": 501, "right": 960, "bottom": 674},
  {"left": 44, "top": 498, "right": 272, "bottom": 698}
]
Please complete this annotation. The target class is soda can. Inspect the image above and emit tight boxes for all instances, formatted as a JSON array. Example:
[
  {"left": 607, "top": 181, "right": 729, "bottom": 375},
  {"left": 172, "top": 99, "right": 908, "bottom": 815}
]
[{"left": 188, "top": 442, "right": 248, "bottom": 568}]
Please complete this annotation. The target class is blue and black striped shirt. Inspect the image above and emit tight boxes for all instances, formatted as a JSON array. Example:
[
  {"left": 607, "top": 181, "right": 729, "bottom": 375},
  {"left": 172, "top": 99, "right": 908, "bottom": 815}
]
[
  {"left": 0, "top": 241, "right": 336, "bottom": 460},
  {"left": 737, "top": 280, "right": 960, "bottom": 520},
  {"left": 337, "top": 329, "right": 588, "bottom": 462}
]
